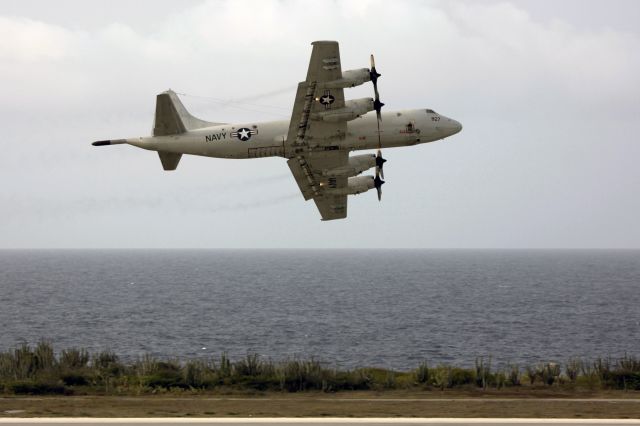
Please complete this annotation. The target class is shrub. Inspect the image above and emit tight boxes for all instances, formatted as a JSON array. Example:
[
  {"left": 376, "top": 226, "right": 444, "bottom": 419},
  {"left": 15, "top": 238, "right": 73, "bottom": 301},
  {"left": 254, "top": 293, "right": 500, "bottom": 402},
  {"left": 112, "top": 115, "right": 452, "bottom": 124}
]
[
  {"left": 383, "top": 370, "right": 396, "bottom": 389},
  {"left": 279, "top": 359, "right": 327, "bottom": 391},
  {"left": 9, "top": 381, "right": 68, "bottom": 395},
  {"left": 475, "top": 357, "right": 492, "bottom": 388},
  {"left": 142, "top": 361, "right": 186, "bottom": 389},
  {"left": 432, "top": 366, "right": 452, "bottom": 389},
  {"left": 617, "top": 354, "right": 640, "bottom": 372},
  {"left": 33, "top": 341, "right": 56, "bottom": 371},
  {"left": 566, "top": 358, "right": 582, "bottom": 383},
  {"left": 143, "top": 374, "right": 186, "bottom": 389},
  {"left": 609, "top": 355, "right": 640, "bottom": 390},
  {"left": 593, "top": 357, "right": 612, "bottom": 385},
  {"left": 541, "top": 363, "right": 561, "bottom": 386},
  {"left": 92, "top": 350, "right": 123, "bottom": 376},
  {"left": 415, "top": 361, "right": 429, "bottom": 384},
  {"left": 183, "top": 360, "right": 206, "bottom": 388},
  {"left": 0, "top": 352, "right": 13, "bottom": 380},
  {"left": 335, "top": 369, "right": 371, "bottom": 391},
  {"left": 61, "top": 373, "right": 89, "bottom": 386},
  {"left": 450, "top": 368, "right": 475, "bottom": 386},
  {"left": 218, "top": 353, "right": 232, "bottom": 378},
  {"left": 525, "top": 364, "right": 536, "bottom": 385},
  {"left": 13, "top": 344, "right": 36, "bottom": 380},
  {"left": 234, "top": 354, "right": 263, "bottom": 377},
  {"left": 60, "top": 348, "right": 90, "bottom": 369},
  {"left": 507, "top": 364, "right": 521, "bottom": 386}
]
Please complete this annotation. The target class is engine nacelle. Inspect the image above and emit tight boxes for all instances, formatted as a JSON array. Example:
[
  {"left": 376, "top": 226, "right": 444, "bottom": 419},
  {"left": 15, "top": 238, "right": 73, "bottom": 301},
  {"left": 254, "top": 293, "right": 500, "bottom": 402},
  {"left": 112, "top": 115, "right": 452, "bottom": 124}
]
[
  {"left": 311, "top": 97, "right": 374, "bottom": 122},
  {"left": 346, "top": 175, "right": 375, "bottom": 195},
  {"left": 328, "top": 175, "right": 375, "bottom": 196},
  {"left": 323, "top": 68, "right": 371, "bottom": 89},
  {"left": 323, "top": 154, "right": 376, "bottom": 177}
]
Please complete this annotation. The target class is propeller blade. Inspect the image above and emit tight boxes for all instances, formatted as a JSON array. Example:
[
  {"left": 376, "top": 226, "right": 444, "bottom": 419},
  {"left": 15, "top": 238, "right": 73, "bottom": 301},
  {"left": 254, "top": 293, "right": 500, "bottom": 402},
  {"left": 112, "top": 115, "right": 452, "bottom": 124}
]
[
  {"left": 370, "top": 54, "right": 381, "bottom": 84},
  {"left": 370, "top": 53, "right": 384, "bottom": 148},
  {"left": 374, "top": 175, "right": 385, "bottom": 202},
  {"left": 376, "top": 149, "right": 387, "bottom": 180},
  {"left": 374, "top": 98, "right": 384, "bottom": 121},
  {"left": 370, "top": 54, "right": 384, "bottom": 116}
]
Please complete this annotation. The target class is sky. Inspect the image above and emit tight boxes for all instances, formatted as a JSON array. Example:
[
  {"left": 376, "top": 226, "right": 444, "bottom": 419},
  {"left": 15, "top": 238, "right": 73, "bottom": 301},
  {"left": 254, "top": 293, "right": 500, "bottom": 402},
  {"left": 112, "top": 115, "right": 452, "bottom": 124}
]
[{"left": 0, "top": 0, "right": 639, "bottom": 248}]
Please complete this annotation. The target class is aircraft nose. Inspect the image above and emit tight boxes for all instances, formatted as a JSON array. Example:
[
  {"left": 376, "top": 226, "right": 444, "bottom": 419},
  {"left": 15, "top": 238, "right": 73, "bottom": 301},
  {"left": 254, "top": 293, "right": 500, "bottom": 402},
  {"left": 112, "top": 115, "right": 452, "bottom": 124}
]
[
  {"left": 450, "top": 118, "right": 463, "bottom": 135},
  {"left": 440, "top": 117, "right": 462, "bottom": 137}
]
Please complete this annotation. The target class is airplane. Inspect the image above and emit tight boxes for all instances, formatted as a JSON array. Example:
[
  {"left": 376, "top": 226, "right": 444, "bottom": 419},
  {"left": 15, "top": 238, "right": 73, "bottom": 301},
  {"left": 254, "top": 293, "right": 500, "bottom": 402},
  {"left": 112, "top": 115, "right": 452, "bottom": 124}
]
[{"left": 92, "top": 40, "right": 462, "bottom": 221}]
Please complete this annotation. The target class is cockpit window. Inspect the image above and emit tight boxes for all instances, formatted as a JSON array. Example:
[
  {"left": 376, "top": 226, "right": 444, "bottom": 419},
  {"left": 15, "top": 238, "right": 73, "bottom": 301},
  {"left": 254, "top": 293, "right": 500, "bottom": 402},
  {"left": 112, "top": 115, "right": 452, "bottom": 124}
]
[{"left": 425, "top": 109, "right": 436, "bottom": 114}]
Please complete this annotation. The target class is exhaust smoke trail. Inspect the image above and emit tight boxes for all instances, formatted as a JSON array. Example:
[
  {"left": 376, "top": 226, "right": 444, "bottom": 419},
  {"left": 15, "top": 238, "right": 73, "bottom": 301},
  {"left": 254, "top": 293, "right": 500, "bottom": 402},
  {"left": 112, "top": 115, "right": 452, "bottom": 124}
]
[{"left": 208, "top": 193, "right": 299, "bottom": 213}]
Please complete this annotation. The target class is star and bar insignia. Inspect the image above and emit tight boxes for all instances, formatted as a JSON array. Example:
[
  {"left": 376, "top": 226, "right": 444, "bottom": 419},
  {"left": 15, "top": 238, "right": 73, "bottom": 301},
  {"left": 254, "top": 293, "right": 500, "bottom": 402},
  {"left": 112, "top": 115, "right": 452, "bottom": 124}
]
[
  {"left": 231, "top": 127, "right": 258, "bottom": 141},
  {"left": 319, "top": 90, "right": 335, "bottom": 109}
]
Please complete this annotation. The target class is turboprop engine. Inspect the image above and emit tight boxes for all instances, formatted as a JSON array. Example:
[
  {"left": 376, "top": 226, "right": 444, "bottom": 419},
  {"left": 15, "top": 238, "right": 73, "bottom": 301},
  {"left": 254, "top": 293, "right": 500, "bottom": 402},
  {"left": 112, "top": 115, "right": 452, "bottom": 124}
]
[
  {"left": 335, "top": 176, "right": 376, "bottom": 195},
  {"left": 327, "top": 174, "right": 384, "bottom": 201},
  {"left": 323, "top": 68, "right": 371, "bottom": 89},
  {"left": 310, "top": 97, "right": 374, "bottom": 122},
  {"left": 323, "top": 154, "right": 376, "bottom": 178}
]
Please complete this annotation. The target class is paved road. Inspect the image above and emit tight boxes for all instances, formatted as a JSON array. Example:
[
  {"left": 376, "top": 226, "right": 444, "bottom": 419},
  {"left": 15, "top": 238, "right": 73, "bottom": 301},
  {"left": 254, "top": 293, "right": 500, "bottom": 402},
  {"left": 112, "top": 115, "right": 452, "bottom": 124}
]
[
  {"left": 1, "top": 419, "right": 640, "bottom": 425},
  {"left": 3, "top": 398, "right": 640, "bottom": 403},
  {"left": 3, "top": 397, "right": 640, "bottom": 401}
]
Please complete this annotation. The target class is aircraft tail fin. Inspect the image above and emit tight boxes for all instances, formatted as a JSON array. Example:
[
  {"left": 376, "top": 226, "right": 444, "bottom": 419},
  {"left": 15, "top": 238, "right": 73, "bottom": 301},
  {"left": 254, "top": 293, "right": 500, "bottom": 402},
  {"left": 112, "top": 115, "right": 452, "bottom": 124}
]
[{"left": 153, "top": 90, "right": 222, "bottom": 136}]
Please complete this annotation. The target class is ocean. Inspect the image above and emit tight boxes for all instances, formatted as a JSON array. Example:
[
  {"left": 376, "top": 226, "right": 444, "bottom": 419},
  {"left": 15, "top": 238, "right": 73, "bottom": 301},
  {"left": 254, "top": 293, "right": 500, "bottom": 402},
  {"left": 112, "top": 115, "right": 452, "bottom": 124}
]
[{"left": 1, "top": 249, "right": 639, "bottom": 370}]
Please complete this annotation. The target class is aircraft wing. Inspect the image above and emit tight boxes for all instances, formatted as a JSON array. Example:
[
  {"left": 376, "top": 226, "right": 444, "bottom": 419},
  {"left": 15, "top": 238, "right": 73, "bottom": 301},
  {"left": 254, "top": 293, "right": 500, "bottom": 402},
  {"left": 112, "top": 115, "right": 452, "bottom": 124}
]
[
  {"left": 286, "top": 41, "right": 349, "bottom": 221},
  {"left": 287, "top": 150, "right": 348, "bottom": 220}
]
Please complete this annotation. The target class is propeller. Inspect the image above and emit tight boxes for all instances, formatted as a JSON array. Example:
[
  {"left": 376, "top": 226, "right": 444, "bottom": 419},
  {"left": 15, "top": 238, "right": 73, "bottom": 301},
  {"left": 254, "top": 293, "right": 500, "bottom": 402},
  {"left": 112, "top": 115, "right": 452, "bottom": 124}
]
[
  {"left": 375, "top": 149, "right": 386, "bottom": 180},
  {"left": 374, "top": 175, "right": 385, "bottom": 202},
  {"left": 370, "top": 54, "right": 387, "bottom": 185},
  {"left": 370, "top": 54, "right": 384, "bottom": 150},
  {"left": 370, "top": 54, "right": 386, "bottom": 201}
]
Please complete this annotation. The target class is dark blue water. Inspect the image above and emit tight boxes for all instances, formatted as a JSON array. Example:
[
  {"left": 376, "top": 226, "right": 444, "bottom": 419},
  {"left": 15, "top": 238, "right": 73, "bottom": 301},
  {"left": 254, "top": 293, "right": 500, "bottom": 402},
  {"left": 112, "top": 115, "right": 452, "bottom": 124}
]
[{"left": 1, "top": 250, "right": 639, "bottom": 369}]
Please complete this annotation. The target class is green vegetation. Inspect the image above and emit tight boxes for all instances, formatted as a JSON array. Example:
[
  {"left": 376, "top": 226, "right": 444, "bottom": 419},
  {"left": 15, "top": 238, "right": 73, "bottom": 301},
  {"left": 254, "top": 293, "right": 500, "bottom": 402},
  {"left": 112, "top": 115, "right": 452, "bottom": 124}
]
[{"left": 1, "top": 342, "right": 639, "bottom": 395}]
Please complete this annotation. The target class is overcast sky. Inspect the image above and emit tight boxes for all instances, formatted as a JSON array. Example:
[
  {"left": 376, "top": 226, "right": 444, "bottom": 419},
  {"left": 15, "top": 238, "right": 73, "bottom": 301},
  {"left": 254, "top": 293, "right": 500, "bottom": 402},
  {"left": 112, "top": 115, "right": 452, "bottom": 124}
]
[{"left": 1, "top": 0, "right": 639, "bottom": 248}]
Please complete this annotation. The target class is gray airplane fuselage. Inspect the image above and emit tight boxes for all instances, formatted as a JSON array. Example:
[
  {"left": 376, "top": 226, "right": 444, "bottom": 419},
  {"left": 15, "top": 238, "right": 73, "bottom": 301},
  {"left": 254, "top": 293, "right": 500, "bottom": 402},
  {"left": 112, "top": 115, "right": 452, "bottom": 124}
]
[{"left": 125, "top": 108, "right": 462, "bottom": 160}]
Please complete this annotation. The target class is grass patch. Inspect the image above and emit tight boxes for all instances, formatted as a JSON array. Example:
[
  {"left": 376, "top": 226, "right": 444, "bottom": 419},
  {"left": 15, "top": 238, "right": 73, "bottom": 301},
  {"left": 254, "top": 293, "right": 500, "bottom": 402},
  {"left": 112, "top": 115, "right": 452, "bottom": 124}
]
[{"left": 1, "top": 342, "right": 639, "bottom": 395}]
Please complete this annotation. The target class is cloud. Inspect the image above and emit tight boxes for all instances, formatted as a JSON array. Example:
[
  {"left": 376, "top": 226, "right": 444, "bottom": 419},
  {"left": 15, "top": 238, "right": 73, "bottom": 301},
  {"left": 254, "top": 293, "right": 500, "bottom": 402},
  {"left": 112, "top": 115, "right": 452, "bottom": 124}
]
[
  {"left": 0, "top": 16, "right": 75, "bottom": 62},
  {"left": 2, "top": 1, "right": 637, "bottom": 116},
  {"left": 444, "top": 2, "right": 639, "bottom": 111}
]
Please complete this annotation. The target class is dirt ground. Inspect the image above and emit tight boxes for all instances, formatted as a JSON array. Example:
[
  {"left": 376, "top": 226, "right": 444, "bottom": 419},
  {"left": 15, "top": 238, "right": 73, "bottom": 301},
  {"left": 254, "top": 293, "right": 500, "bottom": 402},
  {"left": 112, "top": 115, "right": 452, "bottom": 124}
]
[{"left": 1, "top": 390, "right": 639, "bottom": 418}]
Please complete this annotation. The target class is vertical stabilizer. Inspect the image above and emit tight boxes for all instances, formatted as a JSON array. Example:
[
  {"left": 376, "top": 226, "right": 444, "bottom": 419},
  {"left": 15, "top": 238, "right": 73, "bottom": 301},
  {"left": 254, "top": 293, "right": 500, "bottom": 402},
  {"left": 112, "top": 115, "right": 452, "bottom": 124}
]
[{"left": 153, "top": 90, "right": 221, "bottom": 136}]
